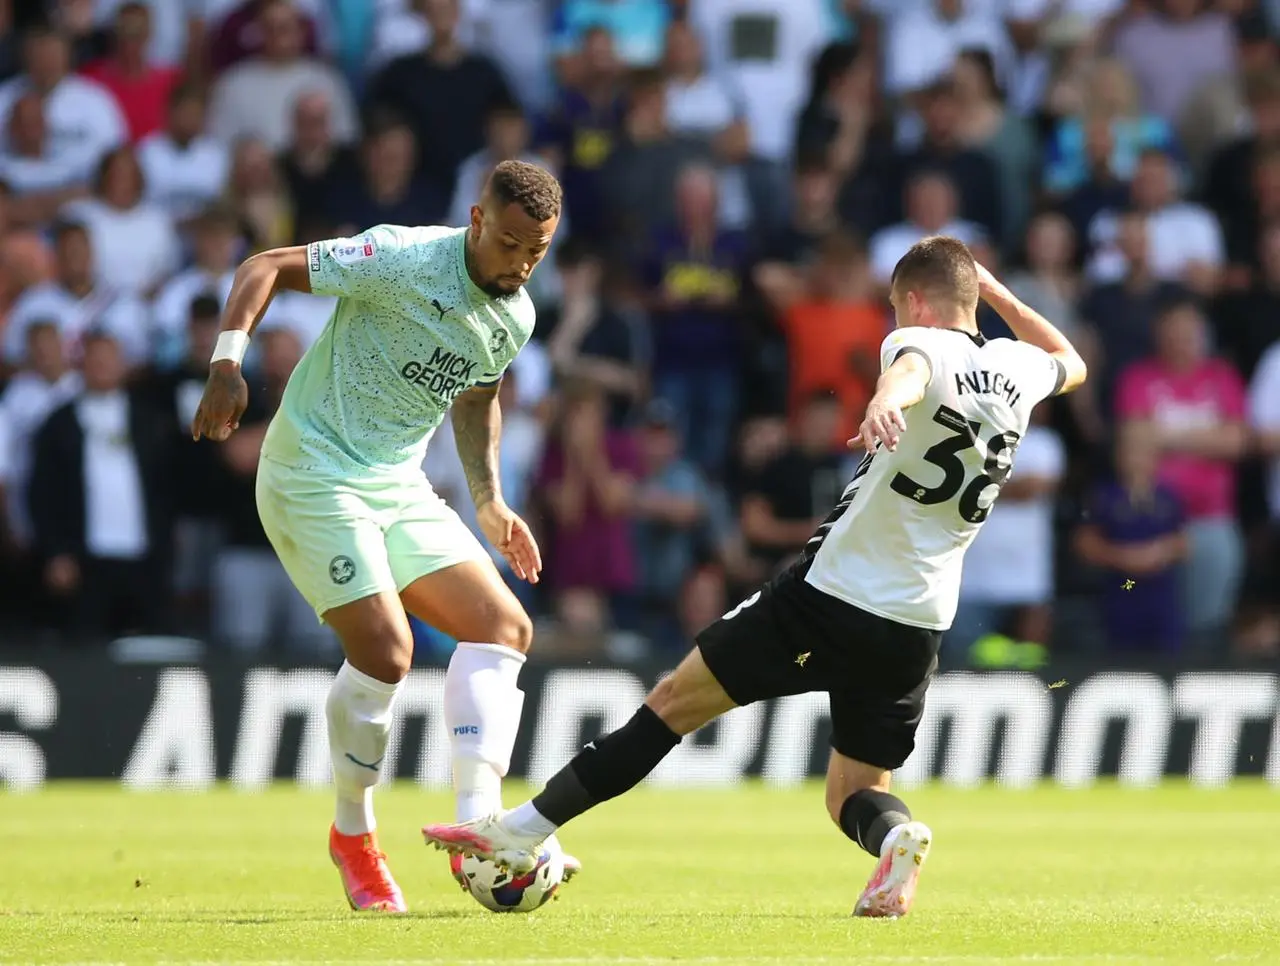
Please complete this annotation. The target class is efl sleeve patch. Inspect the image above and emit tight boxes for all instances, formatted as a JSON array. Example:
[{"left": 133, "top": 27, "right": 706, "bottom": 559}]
[
  {"left": 879, "top": 330, "right": 933, "bottom": 378},
  {"left": 331, "top": 234, "right": 377, "bottom": 265}
]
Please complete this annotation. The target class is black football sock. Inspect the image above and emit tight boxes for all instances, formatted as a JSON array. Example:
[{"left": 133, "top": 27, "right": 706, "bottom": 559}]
[
  {"left": 839, "top": 788, "right": 912, "bottom": 858},
  {"left": 530, "top": 705, "right": 682, "bottom": 826}
]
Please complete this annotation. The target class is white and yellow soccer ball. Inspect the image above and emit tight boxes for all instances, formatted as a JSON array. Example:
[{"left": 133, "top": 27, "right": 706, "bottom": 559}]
[{"left": 448, "top": 834, "right": 565, "bottom": 913}]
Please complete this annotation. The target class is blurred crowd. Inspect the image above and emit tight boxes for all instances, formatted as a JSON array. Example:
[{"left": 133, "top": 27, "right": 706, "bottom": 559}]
[{"left": 0, "top": 0, "right": 1279, "bottom": 667}]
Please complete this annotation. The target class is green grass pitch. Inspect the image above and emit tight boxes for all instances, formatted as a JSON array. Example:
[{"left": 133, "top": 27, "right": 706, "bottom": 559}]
[{"left": 1, "top": 781, "right": 1278, "bottom": 965}]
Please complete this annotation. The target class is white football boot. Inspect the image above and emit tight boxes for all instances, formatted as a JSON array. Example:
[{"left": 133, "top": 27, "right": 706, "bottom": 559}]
[
  {"left": 853, "top": 821, "right": 933, "bottom": 918},
  {"left": 423, "top": 813, "right": 546, "bottom": 874}
]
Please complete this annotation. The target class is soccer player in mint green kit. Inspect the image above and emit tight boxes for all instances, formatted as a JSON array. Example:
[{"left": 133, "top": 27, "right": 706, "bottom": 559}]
[{"left": 190, "top": 161, "right": 573, "bottom": 912}]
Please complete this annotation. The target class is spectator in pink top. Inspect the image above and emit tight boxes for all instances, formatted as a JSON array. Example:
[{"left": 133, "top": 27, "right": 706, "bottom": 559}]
[
  {"left": 80, "top": 2, "right": 181, "bottom": 142},
  {"left": 535, "top": 379, "right": 640, "bottom": 653},
  {"left": 1116, "top": 298, "right": 1248, "bottom": 637}
]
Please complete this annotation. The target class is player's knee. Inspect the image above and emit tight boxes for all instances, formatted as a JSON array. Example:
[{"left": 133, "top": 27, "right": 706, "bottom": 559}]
[
  {"left": 824, "top": 781, "right": 845, "bottom": 825},
  {"left": 643, "top": 674, "right": 696, "bottom": 734},
  {"left": 356, "top": 648, "right": 412, "bottom": 684},
  {"left": 489, "top": 609, "right": 534, "bottom": 654},
  {"left": 645, "top": 674, "right": 677, "bottom": 717},
  {"left": 643, "top": 656, "right": 733, "bottom": 736},
  {"left": 341, "top": 629, "right": 414, "bottom": 684}
]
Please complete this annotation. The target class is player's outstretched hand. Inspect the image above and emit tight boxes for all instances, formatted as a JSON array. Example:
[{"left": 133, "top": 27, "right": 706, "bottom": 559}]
[
  {"left": 857, "top": 399, "right": 907, "bottom": 453},
  {"left": 477, "top": 500, "right": 543, "bottom": 584},
  {"left": 191, "top": 360, "right": 249, "bottom": 442}
]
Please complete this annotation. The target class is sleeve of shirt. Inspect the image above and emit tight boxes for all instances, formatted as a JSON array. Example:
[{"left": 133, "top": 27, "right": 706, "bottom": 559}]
[
  {"left": 3, "top": 298, "right": 30, "bottom": 363},
  {"left": 1194, "top": 208, "right": 1225, "bottom": 266},
  {"left": 0, "top": 403, "right": 12, "bottom": 484},
  {"left": 1248, "top": 348, "right": 1280, "bottom": 430},
  {"left": 205, "top": 73, "right": 238, "bottom": 145},
  {"left": 306, "top": 224, "right": 416, "bottom": 306},
  {"left": 106, "top": 297, "right": 152, "bottom": 366},
  {"left": 879, "top": 328, "right": 936, "bottom": 382},
  {"left": 1004, "top": 340, "right": 1067, "bottom": 403},
  {"left": 88, "top": 84, "right": 129, "bottom": 158},
  {"left": 671, "top": 462, "right": 708, "bottom": 504}
]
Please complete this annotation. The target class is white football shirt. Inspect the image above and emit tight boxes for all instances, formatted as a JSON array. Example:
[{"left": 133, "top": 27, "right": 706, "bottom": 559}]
[{"left": 805, "top": 327, "right": 1066, "bottom": 630}]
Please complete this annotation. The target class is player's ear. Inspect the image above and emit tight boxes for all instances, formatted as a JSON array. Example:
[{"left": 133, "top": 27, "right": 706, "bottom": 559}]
[
  {"left": 905, "top": 290, "right": 921, "bottom": 323},
  {"left": 469, "top": 204, "right": 483, "bottom": 235}
]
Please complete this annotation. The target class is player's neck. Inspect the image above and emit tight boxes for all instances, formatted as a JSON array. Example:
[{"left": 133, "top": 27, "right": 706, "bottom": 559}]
[
  {"left": 933, "top": 314, "right": 979, "bottom": 336},
  {"left": 462, "top": 229, "right": 488, "bottom": 296}
]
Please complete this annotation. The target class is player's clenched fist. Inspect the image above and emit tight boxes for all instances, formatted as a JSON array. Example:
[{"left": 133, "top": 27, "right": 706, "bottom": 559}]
[
  {"left": 858, "top": 399, "right": 907, "bottom": 453},
  {"left": 191, "top": 359, "right": 249, "bottom": 442}
]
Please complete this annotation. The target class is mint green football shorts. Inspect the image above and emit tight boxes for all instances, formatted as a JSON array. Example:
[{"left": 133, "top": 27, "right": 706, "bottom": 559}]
[{"left": 255, "top": 456, "right": 488, "bottom": 618}]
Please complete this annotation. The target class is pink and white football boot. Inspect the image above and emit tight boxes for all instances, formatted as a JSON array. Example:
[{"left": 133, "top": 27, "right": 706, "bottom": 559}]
[{"left": 853, "top": 821, "right": 933, "bottom": 918}]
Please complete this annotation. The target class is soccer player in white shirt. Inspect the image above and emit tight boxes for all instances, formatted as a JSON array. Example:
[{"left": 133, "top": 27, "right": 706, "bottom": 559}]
[{"left": 423, "top": 236, "right": 1087, "bottom": 918}]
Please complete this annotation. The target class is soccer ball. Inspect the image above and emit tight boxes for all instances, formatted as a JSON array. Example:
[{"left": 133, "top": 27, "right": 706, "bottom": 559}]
[{"left": 448, "top": 834, "right": 565, "bottom": 913}]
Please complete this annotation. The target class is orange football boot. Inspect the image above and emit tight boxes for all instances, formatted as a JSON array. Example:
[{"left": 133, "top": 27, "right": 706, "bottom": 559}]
[{"left": 328, "top": 825, "right": 407, "bottom": 912}]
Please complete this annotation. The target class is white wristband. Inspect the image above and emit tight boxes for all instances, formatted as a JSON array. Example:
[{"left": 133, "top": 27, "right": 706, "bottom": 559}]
[{"left": 211, "top": 330, "right": 250, "bottom": 366}]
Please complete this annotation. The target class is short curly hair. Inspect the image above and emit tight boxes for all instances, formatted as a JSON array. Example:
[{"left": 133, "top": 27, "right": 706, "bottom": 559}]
[{"left": 486, "top": 160, "right": 562, "bottom": 222}]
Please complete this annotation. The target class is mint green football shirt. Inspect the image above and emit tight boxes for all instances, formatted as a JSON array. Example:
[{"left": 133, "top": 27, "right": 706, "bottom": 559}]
[{"left": 261, "top": 224, "right": 535, "bottom": 481}]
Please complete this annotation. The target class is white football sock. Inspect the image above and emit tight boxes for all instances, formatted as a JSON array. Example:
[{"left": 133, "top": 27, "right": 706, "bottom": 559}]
[
  {"left": 443, "top": 642, "right": 526, "bottom": 821},
  {"left": 504, "top": 800, "right": 559, "bottom": 840},
  {"left": 327, "top": 661, "right": 402, "bottom": 836}
]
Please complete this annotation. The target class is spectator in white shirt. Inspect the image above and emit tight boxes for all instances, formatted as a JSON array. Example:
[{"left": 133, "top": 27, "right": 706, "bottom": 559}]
[
  {"left": 0, "top": 25, "right": 127, "bottom": 185},
  {"left": 4, "top": 220, "right": 150, "bottom": 367},
  {"left": 208, "top": 0, "right": 359, "bottom": 153},
  {"left": 690, "top": 0, "right": 830, "bottom": 164},
  {"left": 869, "top": 170, "right": 985, "bottom": 286},
  {"left": 661, "top": 19, "right": 753, "bottom": 230},
  {"left": 1112, "top": 0, "right": 1235, "bottom": 124},
  {"left": 1085, "top": 147, "right": 1224, "bottom": 295},
  {"left": 152, "top": 203, "right": 241, "bottom": 367},
  {"left": 0, "top": 91, "right": 92, "bottom": 227},
  {"left": 884, "top": 0, "right": 1014, "bottom": 98},
  {"left": 62, "top": 145, "right": 181, "bottom": 297},
  {"left": 138, "top": 81, "right": 230, "bottom": 226},
  {"left": 663, "top": 20, "right": 748, "bottom": 156}
]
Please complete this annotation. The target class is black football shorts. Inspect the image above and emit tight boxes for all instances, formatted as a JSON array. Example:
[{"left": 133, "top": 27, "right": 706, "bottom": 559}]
[{"left": 696, "top": 559, "right": 940, "bottom": 770}]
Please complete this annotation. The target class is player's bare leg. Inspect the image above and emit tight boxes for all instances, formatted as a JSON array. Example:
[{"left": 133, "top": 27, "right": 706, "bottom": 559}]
[
  {"left": 825, "top": 752, "right": 932, "bottom": 918},
  {"left": 423, "top": 646, "right": 736, "bottom": 869},
  {"left": 323, "top": 592, "right": 415, "bottom": 912},
  {"left": 401, "top": 558, "right": 581, "bottom": 880}
]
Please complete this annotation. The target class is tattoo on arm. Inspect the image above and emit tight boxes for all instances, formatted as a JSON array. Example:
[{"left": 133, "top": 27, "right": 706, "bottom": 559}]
[{"left": 451, "top": 387, "right": 502, "bottom": 509}]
